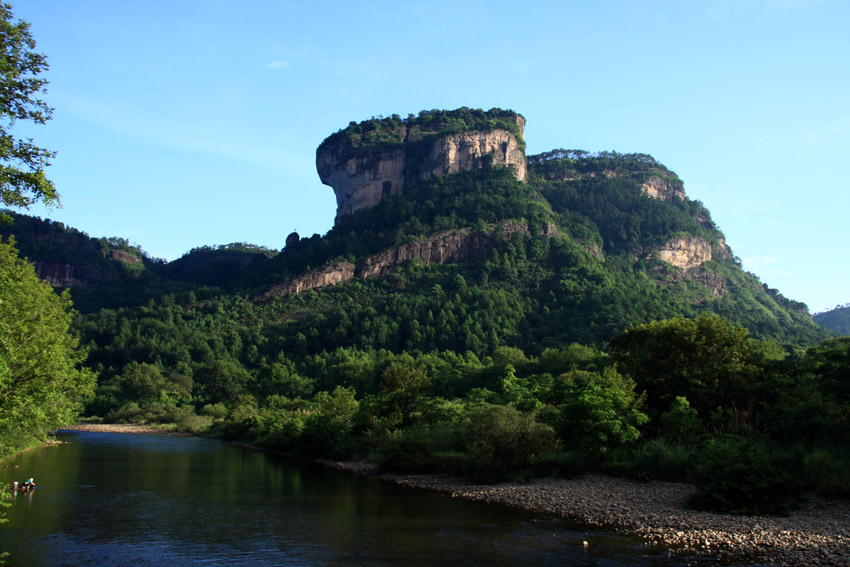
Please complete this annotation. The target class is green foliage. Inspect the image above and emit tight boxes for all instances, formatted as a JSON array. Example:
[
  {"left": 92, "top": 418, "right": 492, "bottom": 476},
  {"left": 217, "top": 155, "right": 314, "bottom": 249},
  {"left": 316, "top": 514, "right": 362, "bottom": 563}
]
[
  {"left": 377, "top": 362, "right": 432, "bottom": 428},
  {"left": 320, "top": 107, "right": 526, "bottom": 155},
  {"left": 556, "top": 367, "right": 648, "bottom": 455},
  {"left": 802, "top": 447, "right": 850, "bottom": 498},
  {"left": 299, "top": 386, "right": 360, "bottom": 458},
  {"left": 0, "top": 238, "right": 95, "bottom": 456},
  {"left": 604, "top": 438, "right": 697, "bottom": 481},
  {"left": 814, "top": 303, "right": 850, "bottom": 335},
  {"left": 610, "top": 314, "right": 784, "bottom": 421},
  {"left": 463, "top": 403, "right": 557, "bottom": 482},
  {"left": 0, "top": 4, "right": 57, "bottom": 215},
  {"left": 658, "top": 396, "right": 703, "bottom": 445},
  {"left": 689, "top": 434, "right": 803, "bottom": 516}
]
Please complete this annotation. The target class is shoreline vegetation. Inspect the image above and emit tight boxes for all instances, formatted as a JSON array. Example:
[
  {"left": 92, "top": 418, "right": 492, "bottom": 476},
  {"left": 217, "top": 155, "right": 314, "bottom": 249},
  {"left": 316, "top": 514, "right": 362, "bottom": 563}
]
[{"left": 60, "top": 424, "right": 850, "bottom": 566}]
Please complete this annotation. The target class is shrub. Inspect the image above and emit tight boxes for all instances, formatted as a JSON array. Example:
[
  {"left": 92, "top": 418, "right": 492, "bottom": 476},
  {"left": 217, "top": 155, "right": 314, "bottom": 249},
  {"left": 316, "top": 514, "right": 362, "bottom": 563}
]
[
  {"left": 689, "top": 435, "right": 803, "bottom": 516},
  {"left": 463, "top": 403, "right": 557, "bottom": 483},
  {"left": 803, "top": 448, "right": 850, "bottom": 497},
  {"left": 557, "top": 367, "right": 648, "bottom": 455},
  {"left": 659, "top": 397, "right": 703, "bottom": 445},
  {"left": 604, "top": 439, "right": 696, "bottom": 481}
]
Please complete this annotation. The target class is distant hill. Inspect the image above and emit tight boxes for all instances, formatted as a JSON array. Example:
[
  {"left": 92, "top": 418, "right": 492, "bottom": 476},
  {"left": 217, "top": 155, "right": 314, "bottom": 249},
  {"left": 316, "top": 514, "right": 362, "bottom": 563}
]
[{"left": 815, "top": 304, "right": 850, "bottom": 335}]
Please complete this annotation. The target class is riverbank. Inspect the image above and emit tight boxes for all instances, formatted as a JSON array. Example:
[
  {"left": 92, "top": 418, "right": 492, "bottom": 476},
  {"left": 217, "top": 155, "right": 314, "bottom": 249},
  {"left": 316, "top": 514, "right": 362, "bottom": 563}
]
[
  {"left": 59, "top": 423, "right": 189, "bottom": 435},
  {"left": 323, "top": 460, "right": 850, "bottom": 567},
  {"left": 62, "top": 425, "right": 849, "bottom": 566}
]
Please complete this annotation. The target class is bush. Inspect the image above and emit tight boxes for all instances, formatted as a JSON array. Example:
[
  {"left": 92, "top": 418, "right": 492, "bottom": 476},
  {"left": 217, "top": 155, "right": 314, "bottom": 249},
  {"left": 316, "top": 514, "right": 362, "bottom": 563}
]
[
  {"left": 299, "top": 387, "right": 360, "bottom": 458},
  {"left": 463, "top": 403, "right": 557, "bottom": 483},
  {"left": 689, "top": 435, "right": 803, "bottom": 516},
  {"left": 556, "top": 367, "right": 647, "bottom": 455},
  {"left": 803, "top": 448, "right": 850, "bottom": 497},
  {"left": 105, "top": 403, "right": 145, "bottom": 423},
  {"left": 659, "top": 397, "right": 703, "bottom": 445},
  {"left": 604, "top": 439, "right": 696, "bottom": 481}
]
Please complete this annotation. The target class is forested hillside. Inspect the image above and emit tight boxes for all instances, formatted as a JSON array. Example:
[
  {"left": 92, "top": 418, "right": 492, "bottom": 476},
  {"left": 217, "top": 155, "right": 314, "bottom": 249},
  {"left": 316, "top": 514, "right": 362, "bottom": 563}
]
[
  {"left": 5, "top": 110, "right": 846, "bottom": 514},
  {"left": 815, "top": 304, "right": 850, "bottom": 335}
]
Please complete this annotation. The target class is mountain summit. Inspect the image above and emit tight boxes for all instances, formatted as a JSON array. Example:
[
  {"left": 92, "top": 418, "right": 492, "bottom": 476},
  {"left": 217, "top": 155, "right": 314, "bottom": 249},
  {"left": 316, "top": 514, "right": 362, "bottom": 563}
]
[{"left": 317, "top": 108, "right": 527, "bottom": 219}]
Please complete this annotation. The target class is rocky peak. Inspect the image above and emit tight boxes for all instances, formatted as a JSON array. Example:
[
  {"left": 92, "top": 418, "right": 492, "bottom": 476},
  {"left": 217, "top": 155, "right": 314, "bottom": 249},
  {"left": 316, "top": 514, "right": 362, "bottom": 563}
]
[{"left": 316, "top": 109, "right": 527, "bottom": 221}]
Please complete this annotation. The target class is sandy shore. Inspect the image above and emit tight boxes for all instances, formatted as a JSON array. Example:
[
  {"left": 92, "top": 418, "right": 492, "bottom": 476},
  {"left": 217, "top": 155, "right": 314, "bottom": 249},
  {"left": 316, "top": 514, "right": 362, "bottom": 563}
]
[
  {"left": 322, "top": 460, "right": 850, "bottom": 567},
  {"left": 65, "top": 426, "right": 849, "bottom": 565}
]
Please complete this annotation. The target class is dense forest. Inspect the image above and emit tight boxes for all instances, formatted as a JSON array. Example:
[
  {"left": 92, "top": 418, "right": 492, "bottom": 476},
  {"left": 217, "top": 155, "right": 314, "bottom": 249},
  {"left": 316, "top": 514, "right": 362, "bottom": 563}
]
[
  {"left": 3, "top": 110, "right": 847, "bottom": 516},
  {"left": 815, "top": 304, "right": 850, "bottom": 336}
]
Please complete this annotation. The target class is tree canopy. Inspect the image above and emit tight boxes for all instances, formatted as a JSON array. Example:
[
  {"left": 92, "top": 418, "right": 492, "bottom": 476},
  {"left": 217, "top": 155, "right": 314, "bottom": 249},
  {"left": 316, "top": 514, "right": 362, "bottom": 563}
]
[
  {"left": 0, "top": 238, "right": 95, "bottom": 456},
  {"left": 0, "top": 3, "right": 56, "bottom": 216}
]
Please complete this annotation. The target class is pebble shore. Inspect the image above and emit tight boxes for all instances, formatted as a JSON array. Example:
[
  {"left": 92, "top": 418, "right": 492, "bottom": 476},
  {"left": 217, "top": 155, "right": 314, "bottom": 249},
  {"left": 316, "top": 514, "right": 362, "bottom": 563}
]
[
  {"left": 322, "top": 461, "right": 850, "bottom": 566},
  {"left": 60, "top": 423, "right": 190, "bottom": 435}
]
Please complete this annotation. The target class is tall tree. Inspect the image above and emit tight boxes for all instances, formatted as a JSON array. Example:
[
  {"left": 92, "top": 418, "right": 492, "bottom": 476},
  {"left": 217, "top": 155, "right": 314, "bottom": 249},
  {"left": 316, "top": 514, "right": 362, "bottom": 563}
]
[
  {"left": 0, "top": 5, "right": 93, "bottom": 459},
  {"left": 0, "top": 238, "right": 95, "bottom": 456},
  {"left": 0, "top": 2, "right": 57, "bottom": 216}
]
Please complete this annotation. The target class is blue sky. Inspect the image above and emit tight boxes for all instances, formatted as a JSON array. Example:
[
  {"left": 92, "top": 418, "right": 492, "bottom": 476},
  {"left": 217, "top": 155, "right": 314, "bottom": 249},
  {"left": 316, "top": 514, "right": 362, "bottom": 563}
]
[{"left": 12, "top": 0, "right": 850, "bottom": 313}]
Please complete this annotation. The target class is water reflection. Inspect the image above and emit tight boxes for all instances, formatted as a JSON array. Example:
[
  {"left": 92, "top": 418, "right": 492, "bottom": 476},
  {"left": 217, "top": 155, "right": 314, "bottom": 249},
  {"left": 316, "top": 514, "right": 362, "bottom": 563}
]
[{"left": 0, "top": 431, "right": 737, "bottom": 566}]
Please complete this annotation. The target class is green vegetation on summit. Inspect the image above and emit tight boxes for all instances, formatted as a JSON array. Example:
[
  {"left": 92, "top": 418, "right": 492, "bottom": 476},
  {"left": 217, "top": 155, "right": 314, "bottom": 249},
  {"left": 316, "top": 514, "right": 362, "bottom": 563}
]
[{"left": 319, "top": 107, "right": 526, "bottom": 155}]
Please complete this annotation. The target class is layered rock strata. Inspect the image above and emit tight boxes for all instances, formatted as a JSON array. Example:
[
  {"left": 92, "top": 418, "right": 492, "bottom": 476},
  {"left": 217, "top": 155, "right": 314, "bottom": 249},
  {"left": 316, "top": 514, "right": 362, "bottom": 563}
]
[{"left": 258, "top": 221, "right": 535, "bottom": 302}]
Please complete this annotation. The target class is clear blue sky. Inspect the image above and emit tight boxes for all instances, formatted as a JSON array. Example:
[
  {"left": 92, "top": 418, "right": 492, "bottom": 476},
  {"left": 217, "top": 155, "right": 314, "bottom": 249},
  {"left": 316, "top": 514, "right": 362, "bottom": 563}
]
[{"left": 12, "top": 0, "right": 850, "bottom": 313}]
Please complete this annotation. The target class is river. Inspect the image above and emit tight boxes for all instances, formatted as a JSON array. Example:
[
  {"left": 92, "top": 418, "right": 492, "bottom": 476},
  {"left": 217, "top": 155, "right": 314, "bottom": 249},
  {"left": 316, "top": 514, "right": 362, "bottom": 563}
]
[{"left": 0, "top": 431, "right": 730, "bottom": 566}]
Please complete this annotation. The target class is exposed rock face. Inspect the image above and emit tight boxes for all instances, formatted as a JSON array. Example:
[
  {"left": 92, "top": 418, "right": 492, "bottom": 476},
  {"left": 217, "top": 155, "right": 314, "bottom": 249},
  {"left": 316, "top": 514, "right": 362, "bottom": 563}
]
[
  {"left": 654, "top": 237, "right": 712, "bottom": 271},
  {"left": 258, "top": 221, "right": 536, "bottom": 302},
  {"left": 34, "top": 260, "right": 101, "bottom": 287},
  {"left": 688, "top": 269, "right": 728, "bottom": 297},
  {"left": 316, "top": 148, "right": 408, "bottom": 219},
  {"left": 642, "top": 237, "right": 728, "bottom": 297},
  {"left": 317, "top": 119, "right": 526, "bottom": 220},
  {"left": 109, "top": 249, "right": 142, "bottom": 264},
  {"left": 422, "top": 130, "right": 526, "bottom": 183},
  {"left": 641, "top": 175, "right": 686, "bottom": 202},
  {"left": 356, "top": 227, "right": 495, "bottom": 280},
  {"left": 259, "top": 261, "right": 355, "bottom": 300}
]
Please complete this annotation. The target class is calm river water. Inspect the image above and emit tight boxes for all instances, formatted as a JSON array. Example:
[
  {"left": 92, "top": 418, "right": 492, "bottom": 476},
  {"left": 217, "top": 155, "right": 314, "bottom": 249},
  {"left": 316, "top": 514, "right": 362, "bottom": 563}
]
[{"left": 0, "top": 431, "right": 733, "bottom": 566}]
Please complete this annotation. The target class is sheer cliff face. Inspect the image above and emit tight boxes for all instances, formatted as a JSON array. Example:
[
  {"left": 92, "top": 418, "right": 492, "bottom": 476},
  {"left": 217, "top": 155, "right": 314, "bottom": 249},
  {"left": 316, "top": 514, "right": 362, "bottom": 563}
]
[
  {"left": 317, "top": 124, "right": 526, "bottom": 221},
  {"left": 421, "top": 130, "right": 526, "bottom": 183}
]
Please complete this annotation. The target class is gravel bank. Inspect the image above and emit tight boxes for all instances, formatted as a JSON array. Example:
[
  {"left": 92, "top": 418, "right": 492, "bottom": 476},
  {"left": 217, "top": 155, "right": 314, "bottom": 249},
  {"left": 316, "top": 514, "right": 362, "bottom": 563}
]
[
  {"left": 60, "top": 423, "right": 187, "bottom": 435},
  {"left": 324, "top": 461, "right": 850, "bottom": 566}
]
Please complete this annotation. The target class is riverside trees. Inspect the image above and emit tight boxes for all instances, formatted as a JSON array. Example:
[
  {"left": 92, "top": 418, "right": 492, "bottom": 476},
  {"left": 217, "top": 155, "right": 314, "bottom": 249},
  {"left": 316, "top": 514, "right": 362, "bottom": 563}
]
[
  {"left": 0, "top": 238, "right": 95, "bottom": 456},
  {"left": 0, "top": 4, "right": 94, "bottom": 458}
]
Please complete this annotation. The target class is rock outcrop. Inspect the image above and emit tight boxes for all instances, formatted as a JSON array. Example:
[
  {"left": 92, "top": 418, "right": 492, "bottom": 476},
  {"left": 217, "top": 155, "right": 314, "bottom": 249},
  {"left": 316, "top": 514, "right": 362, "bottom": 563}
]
[
  {"left": 644, "top": 237, "right": 728, "bottom": 297},
  {"left": 654, "top": 237, "right": 713, "bottom": 271},
  {"left": 259, "top": 261, "right": 355, "bottom": 299},
  {"left": 421, "top": 129, "right": 526, "bottom": 183},
  {"left": 34, "top": 260, "right": 102, "bottom": 287},
  {"left": 258, "top": 221, "right": 538, "bottom": 302},
  {"left": 317, "top": 112, "right": 526, "bottom": 220},
  {"left": 640, "top": 175, "right": 686, "bottom": 202},
  {"left": 109, "top": 249, "right": 143, "bottom": 264}
]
